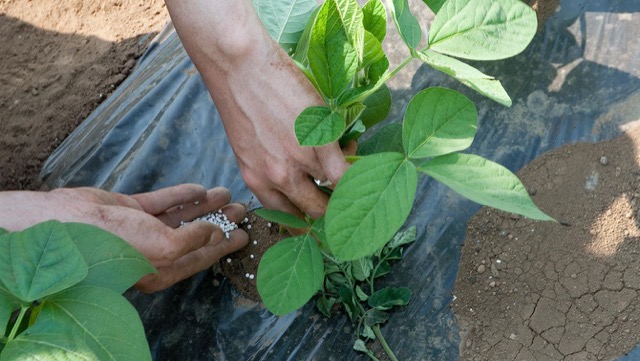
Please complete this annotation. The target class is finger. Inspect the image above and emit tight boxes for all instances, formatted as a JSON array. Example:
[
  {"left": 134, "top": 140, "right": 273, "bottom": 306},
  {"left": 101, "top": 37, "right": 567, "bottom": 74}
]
[
  {"left": 136, "top": 228, "right": 249, "bottom": 293},
  {"left": 132, "top": 184, "right": 209, "bottom": 215},
  {"left": 314, "top": 142, "right": 351, "bottom": 186},
  {"left": 255, "top": 188, "right": 305, "bottom": 220},
  {"left": 285, "top": 176, "right": 330, "bottom": 219},
  {"left": 168, "top": 220, "right": 225, "bottom": 260},
  {"left": 157, "top": 187, "right": 233, "bottom": 227},
  {"left": 341, "top": 140, "right": 358, "bottom": 157}
]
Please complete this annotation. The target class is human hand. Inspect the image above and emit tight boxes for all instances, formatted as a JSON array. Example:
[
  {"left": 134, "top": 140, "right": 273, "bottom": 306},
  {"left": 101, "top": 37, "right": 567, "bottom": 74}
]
[
  {"left": 0, "top": 185, "right": 248, "bottom": 293},
  {"left": 165, "top": 0, "right": 355, "bottom": 220}
]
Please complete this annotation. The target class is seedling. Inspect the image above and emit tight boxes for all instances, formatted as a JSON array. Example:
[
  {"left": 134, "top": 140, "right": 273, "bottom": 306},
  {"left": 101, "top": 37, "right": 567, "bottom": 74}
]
[
  {"left": 253, "top": 0, "right": 552, "bottom": 359},
  {"left": 0, "top": 221, "right": 155, "bottom": 360}
]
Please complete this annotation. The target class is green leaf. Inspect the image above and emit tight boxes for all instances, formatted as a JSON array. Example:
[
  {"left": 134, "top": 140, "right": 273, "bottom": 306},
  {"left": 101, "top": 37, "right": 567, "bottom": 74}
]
[
  {"left": 428, "top": 0, "right": 537, "bottom": 60},
  {"left": 316, "top": 295, "right": 336, "bottom": 317},
  {"left": 419, "top": 153, "right": 555, "bottom": 221},
  {"left": 368, "top": 55, "right": 389, "bottom": 83},
  {"left": 422, "top": 0, "right": 447, "bottom": 13},
  {"left": 390, "top": 0, "right": 422, "bottom": 49},
  {"left": 253, "top": 0, "right": 318, "bottom": 51},
  {"left": 387, "top": 226, "right": 417, "bottom": 249},
  {"left": 338, "top": 284, "right": 359, "bottom": 320},
  {"left": 257, "top": 234, "right": 324, "bottom": 315},
  {"left": 358, "top": 123, "right": 404, "bottom": 156},
  {"left": 0, "top": 286, "right": 21, "bottom": 335},
  {"left": 361, "top": 31, "right": 385, "bottom": 69},
  {"left": 363, "top": 0, "right": 387, "bottom": 42},
  {"left": 0, "top": 221, "right": 87, "bottom": 303},
  {"left": 374, "top": 261, "right": 391, "bottom": 277},
  {"left": 333, "top": 0, "right": 366, "bottom": 61},
  {"left": 351, "top": 258, "right": 373, "bottom": 281},
  {"left": 295, "top": 106, "right": 345, "bottom": 146},
  {"left": 416, "top": 49, "right": 511, "bottom": 106},
  {"left": 368, "top": 287, "right": 412, "bottom": 309},
  {"left": 65, "top": 223, "right": 155, "bottom": 294},
  {"left": 326, "top": 153, "right": 418, "bottom": 260},
  {"left": 0, "top": 228, "right": 7, "bottom": 236},
  {"left": 2, "top": 285, "right": 151, "bottom": 361},
  {"left": 403, "top": 87, "right": 477, "bottom": 159},
  {"left": 355, "top": 285, "right": 369, "bottom": 301},
  {"left": 364, "top": 308, "right": 390, "bottom": 326},
  {"left": 255, "top": 209, "right": 309, "bottom": 229},
  {"left": 2, "top": 332, "right": 95, "bottom": 360},
  {"left": 308, "top": 0, "right": 360, "bottom": 98},
  {"left": 360, "top": 84, "right": 391, "bottom": 128},
  {"left": 353, "top": 339, "right": 369, "bottom": 352},
  {"left": 293, "top": 6, "right": 322, "bottom": 64},
  {"left": 340, "top": 103, "right": 366, "bottom": 129},
  {"left": 311, "top": 216, "right": 327, "bottom": 245}
]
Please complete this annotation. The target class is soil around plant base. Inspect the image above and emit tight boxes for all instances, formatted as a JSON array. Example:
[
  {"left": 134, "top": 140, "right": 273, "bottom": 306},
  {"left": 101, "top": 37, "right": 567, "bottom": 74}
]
[
  {"left": 219, "top": 210, "right": 288, "bottom": 302},
  {"left": 454, "top": 125, "right": 640, "bottom": 361}
]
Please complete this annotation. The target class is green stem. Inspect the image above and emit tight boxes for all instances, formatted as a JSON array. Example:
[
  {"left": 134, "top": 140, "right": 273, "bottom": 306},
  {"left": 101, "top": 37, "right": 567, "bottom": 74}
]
[
  {"left": 7, "top": 307, "right": 28, "bottom": 341},
  {"left": 382, "top": 55, "right": 414, "bottom": 84},
  {"left": 372, "top": 324, "right": 398, "bottom": 361},
  {"left": 363, "top": 347, "right": 381, "bottom": 361}
]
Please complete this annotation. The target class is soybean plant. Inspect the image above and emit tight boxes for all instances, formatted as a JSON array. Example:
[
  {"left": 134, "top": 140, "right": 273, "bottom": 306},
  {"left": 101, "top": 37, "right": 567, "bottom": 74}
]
[{"left": 252, "top": 0, "right": 553, "bottom": 359}]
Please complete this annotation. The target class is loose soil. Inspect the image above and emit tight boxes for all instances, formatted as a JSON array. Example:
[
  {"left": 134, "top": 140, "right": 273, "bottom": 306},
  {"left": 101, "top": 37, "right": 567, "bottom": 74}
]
[
  {"left": 219, "top": 211, "right": 287, "bottom": 302},
  {"left": 454, "top": 126, "right": 640, "bottom": 361},
  {"left": 0, "top": 0, "right": 168, "bottom": 191}
]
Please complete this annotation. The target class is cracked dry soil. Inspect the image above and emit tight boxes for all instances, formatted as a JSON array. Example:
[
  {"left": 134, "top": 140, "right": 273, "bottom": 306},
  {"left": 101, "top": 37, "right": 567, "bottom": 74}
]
[{"left": 454, "top": 125, "right": 640, "bottom": 361}]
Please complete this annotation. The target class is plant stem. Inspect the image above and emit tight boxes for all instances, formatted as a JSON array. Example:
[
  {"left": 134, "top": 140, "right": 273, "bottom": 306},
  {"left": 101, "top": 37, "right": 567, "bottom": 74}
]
[
  {"left": 372, "top": 324, "right": 398, "bottom": 361},
  {"left": 7, "top": 306, "right": 28, "bottom": 341},
  {"left": 382, "top": 55, "right": 414, "bottom": 84}
]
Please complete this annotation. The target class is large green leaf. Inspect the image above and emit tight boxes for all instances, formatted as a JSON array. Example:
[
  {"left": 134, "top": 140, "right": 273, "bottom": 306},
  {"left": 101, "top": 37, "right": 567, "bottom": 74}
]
[
  {"left": 255, "top": 209, "right": 309, "bottom": 229},
  {"left": 357, "top": 123, "right": 403, "bottom": 156},
  {"left": 325, "top": 153, "right": 417, "bottom": 260},
  {"left": 390, "top": 0, "right": 422, "bottom": 49},
  {"left": 253, "top": 0, "right": 318, "bottom": 51},
  {"left": 0, "top": 228, "right": 7, "bottom": 236},
  {"left": 360, "top": 83, "right": 391, "bottom": 128},
  {"left": 308, "top": 0, "right": 360, "bottom": 99},
  {"left": 362, "top": 0, "right": 387, "bottom": 42},
  {"left": 403, "top": 87, "right": 477, "bottom": 159},
  {"left": 422, "top": 0, "right": 447, "bottom": 13},
  {"left": 419, "top": 153, "right": 554, "bottom": 221},
  {"left": 416, "top": 49, "right": 511, "bottom": 106},
  {"left": 295, "top": 106, "right": 346, "bottom": 146},
  {"left": 2, "top": 332, "right": 95, "bottom": 360},
  {"left": 65, "top": 223, "right": 155, "bottom": 294},
  {"left": 428, "top": 0, "right": 537, "bottom": 60},
  {"left": 257, "top": 234, "right": 324, "bottom": 315},
  {"left": 334, "top": 0, "right": 366, "bottom": 61},
  {"left": 0, "top": 221, "right": 87, "bottom": 303},
  {"left": 2, "top": 285, "right": 150, "bottom": 361},
  {"left": 0, "top": 286, "right": 22, "bottom": 335}
]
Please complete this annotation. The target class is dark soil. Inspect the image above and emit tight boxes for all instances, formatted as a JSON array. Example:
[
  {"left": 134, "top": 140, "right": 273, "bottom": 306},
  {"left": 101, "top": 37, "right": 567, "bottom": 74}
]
[{"left": 219, "top": 210, "right": 288, "bottom": 302}]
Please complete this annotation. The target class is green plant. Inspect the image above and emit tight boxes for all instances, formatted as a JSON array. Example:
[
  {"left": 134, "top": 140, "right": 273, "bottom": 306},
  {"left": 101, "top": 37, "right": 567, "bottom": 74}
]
[
  {"left": 0, "top": 221, "right": 155, "bottom": 360},
  {"left": 252, "top": 0, "right": 553, "bottom": 358}
]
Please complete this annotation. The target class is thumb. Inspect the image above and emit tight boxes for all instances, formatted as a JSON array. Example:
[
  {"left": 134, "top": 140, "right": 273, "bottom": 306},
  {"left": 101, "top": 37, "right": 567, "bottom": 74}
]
[{"left": 314, "top": 142, "right": 351, "bottom": 186}]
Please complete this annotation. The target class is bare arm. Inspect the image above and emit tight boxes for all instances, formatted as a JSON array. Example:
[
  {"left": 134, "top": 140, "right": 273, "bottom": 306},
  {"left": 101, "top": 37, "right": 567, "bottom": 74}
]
[{"left": 164, "top": 0, "right": 352, "bottom": 219}]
